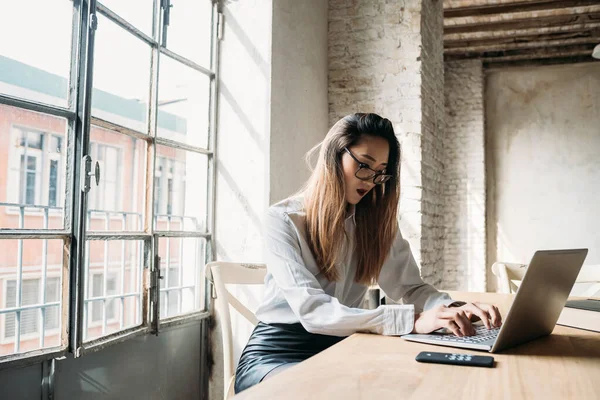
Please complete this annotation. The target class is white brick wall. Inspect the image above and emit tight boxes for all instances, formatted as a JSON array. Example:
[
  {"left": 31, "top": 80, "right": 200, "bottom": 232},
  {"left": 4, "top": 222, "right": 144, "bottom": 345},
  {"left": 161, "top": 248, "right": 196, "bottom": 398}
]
[
  {"left": 419, "top": 0, "right": 445, "bottom": 286},
  {"left": 443, "top": 60, "right": 486, "bottom": 291},
  {"left": 329, "top": 0, "right": 446, "bottom": 285}
]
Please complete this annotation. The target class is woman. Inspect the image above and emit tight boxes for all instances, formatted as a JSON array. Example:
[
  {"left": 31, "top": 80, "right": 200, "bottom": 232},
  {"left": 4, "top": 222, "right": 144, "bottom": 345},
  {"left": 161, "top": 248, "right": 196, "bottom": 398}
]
[{"left": 234, "top": 113, "right": 501, "bottom": 393}]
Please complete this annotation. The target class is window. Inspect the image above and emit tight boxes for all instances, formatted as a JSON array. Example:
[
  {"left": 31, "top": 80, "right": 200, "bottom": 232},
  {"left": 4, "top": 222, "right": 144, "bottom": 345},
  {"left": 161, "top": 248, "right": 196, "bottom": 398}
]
[
  {"left": 0, "top": 0, "right": 217, "bottom": 369},
  {"left": 154, "top": 157, "right": 186, "bottom": 217},
  {"left": 4, "top": 277, "right": 60, "bottom": 340},
  {"left": 154, "top": 147, "right": 208, "bottom": 232},
  {"left": 158, "top": 237, "right": 206, "bottom": 318},
  {"left": 7, "top": 129, "right": 64, "bottom": 209},
  {"left": 90, "top": 274, "right": 118, "bottom": 323},
  {"left": 88, "top": 143, "right": 122, "bottom": 212},
  {"left": 84, "top": 239, "right": 144, "bottom": 341},
  {"left": 20, "top": 154, "right": 39, "bottom": 205},
  {"left": 49, "top": 160, "right": 59, "bottom": 207}
]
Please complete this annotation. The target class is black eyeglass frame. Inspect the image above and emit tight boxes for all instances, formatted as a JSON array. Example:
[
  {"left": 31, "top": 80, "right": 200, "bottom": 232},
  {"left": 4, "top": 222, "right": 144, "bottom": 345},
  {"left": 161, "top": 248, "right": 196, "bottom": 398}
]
[{"left": 343, "top": 147, "right": 393, "bottom": 185}]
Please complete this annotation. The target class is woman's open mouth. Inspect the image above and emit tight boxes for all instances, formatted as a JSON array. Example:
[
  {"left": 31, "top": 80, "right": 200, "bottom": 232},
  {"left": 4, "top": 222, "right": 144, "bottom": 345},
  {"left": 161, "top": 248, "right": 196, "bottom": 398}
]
[{"left": 357, "top": 189, "right": 367, "bottom": 197}]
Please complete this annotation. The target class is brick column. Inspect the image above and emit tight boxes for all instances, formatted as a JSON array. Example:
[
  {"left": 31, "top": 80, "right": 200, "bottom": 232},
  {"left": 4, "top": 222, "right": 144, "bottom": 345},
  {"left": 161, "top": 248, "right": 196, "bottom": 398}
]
[
  {"left": 443, "top": 60, "right": 486, "bottom": 291},
  {"left": 328, "top": 0, "right": 445, "bottom": 285}
]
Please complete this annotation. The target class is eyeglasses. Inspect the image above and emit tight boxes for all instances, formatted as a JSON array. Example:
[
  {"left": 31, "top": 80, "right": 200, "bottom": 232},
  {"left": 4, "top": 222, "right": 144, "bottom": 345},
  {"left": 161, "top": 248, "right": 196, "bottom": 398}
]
[{"left": 343, "top": 147, "right": 393, "bottom": 185}]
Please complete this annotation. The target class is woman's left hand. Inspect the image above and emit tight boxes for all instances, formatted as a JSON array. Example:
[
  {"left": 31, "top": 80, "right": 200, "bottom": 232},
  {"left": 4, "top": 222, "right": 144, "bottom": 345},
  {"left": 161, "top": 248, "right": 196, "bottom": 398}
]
[{"left": 453, "top": 302, "right": 502, "bottom": 330}]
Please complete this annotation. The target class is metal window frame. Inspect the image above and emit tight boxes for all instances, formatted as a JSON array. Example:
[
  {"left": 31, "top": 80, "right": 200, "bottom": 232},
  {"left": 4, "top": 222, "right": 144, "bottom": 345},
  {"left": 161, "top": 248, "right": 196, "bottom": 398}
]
[
  {"left": 70, "top": 0, "right": 99, "bottom": 359},
  {"left": 0, "top": 0, "right": 219, "bottom": 372},
  {"left": 82, "top": 232, "right": 151, "bottom": 338},
  {"left": 153, "top": 233, "right": 211, "bottom": 331},
  {"left": 73, "top": 0, "right": 218, "bottom": 356},
  {"left": 200, "top": 4, "right": 222, "bottom": 398},
  {"left": 0, "top": 0, "right": 83, "bottom": 369}
]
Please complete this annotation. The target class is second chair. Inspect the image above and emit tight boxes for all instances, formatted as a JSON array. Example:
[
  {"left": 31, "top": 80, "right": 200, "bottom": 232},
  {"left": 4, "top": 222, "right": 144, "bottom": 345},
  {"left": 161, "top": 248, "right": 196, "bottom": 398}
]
[{"left": 205, "top": 261, "right": 267, "bottom": 400}]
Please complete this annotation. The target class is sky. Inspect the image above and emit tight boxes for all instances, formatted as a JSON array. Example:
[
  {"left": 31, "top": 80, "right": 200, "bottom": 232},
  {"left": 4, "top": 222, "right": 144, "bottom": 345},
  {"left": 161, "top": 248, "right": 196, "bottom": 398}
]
[{"left": 0, "top": 0, "right": 212, "bottom": 104}]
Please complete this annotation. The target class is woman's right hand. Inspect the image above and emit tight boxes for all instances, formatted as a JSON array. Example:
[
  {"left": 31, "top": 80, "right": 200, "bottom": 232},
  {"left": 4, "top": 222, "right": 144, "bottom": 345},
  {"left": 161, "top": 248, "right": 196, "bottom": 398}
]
[{"left": 412, "top": 304, "right": 476, "bottom": 337}]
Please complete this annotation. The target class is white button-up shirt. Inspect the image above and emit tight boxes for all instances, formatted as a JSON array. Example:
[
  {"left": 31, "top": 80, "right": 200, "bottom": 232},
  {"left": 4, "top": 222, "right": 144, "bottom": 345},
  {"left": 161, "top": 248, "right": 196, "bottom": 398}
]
[{"left": 255, "top": 196, "right": 456, "bottom": 337}]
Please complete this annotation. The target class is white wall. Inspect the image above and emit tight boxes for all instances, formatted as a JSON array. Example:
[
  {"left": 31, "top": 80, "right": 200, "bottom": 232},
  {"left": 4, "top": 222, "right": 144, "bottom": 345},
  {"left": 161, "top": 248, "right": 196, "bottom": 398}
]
[
  {"left": 486, "top": 62, "right": 600, "bottom": 290},
  {"left": 212, "top": 1, "right": 272, "bottom": 398},
  {"left": 270, "top": 0, "right": 329, "bottom": 203},
  {"left": 211, "top": 1, "right": 328, "bottom": 398},
  {"left": 216, "top": 0, "right": 272, "bottom": 265}
]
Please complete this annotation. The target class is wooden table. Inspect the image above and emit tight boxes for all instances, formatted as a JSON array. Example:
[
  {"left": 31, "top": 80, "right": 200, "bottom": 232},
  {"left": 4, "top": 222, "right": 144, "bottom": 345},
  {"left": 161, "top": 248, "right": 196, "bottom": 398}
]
[{"left": 233, "top": 292, "right": 600, "bottom": 399}]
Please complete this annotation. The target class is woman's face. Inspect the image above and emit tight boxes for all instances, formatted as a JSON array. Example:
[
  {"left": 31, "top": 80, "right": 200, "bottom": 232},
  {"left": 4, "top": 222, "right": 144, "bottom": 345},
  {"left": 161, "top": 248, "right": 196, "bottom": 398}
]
[{"left": 341, "top": 135, "right": 389, "bottom": 205}]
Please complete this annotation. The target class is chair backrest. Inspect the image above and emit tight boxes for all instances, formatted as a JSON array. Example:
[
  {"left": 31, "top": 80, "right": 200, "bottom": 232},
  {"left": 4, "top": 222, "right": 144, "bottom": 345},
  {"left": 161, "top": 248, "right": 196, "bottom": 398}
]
[
  {"left": 492, "top": 261, "right": 600, "bottom": 297},
  {"left": 205, "top": 261, "right": 267, "bottom": 400},
  {"left": 491, "top": 262, "right": 528, "bottom": 294}
]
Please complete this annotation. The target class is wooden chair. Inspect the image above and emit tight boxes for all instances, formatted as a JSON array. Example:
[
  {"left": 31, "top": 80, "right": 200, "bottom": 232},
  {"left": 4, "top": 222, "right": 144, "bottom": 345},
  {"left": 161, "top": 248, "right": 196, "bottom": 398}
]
[
  {"left": 492, "top": 261, "right": 600, "bottom": 297},
  {"left": 205, "top": 261, "right": 267, "bottom": 400}
]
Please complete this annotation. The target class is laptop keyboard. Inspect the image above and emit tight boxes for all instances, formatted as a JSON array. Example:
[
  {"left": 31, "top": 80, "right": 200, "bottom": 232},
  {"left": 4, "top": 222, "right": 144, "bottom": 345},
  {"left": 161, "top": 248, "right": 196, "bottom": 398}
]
[{"left": 439, "top": 325, "right": 501, "bottom": 344}]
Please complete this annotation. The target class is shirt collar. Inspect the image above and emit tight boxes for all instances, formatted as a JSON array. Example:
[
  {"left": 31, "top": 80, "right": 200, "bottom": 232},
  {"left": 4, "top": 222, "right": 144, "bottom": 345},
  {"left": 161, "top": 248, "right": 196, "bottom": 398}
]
[{"left": 345, "top": 204, "right": 356, "bottom": 224}]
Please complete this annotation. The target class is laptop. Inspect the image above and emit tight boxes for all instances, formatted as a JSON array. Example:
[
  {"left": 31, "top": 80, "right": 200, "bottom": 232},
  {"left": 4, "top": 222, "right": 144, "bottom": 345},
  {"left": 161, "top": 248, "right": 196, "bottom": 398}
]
[{"left": 401, "top": 249, "right": 589, "bottom": 353}]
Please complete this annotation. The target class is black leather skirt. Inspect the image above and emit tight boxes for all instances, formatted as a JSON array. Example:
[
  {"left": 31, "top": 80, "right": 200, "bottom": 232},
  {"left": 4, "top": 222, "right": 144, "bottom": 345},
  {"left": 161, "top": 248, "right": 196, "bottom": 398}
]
[{"left": 234, "top": 321, "right": 347, "bottom": 394}]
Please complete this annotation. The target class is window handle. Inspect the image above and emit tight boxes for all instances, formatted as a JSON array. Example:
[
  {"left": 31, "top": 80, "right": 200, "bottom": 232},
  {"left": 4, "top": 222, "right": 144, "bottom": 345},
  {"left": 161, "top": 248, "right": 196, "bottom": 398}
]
[
  {"left": 161, "top": 0, "right": 173, "bottom": 46},
  {"left": 163, "top": 0, "right": 173, "bottom": 26},
  {"left": 80, "top": 155, "right": 101, "bottom": 193}
]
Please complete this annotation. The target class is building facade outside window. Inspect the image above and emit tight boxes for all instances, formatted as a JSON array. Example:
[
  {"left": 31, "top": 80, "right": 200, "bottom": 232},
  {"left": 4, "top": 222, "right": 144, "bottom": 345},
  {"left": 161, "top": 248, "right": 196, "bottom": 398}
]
[
  {"left": 7, "top": 129, "right": 64, "bottom": 209},
  {"left": 2, "top": 277, "right": 60, "bottom": 342}
]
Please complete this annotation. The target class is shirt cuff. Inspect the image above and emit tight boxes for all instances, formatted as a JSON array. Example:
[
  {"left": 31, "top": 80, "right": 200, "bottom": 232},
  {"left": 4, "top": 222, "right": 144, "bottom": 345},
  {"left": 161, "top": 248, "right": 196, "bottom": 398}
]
[{"left": 381, "top": 304, "right": 414, "bottom": 336}]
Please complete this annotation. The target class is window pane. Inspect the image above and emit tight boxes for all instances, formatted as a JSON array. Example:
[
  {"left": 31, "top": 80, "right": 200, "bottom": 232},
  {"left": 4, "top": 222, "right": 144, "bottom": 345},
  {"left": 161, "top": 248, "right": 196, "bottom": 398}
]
[
  {"left": 22, "top": 131, "right": 43, "bottom": 149},
  {"left": 21, "top": 155, "right": 39, "bottom": 205},
  {"left": 0, "top": 238, "right": 65, "bottom": 357},
  {"left": 158, "top": 54, "right": 210, "bottom": 148},
  {"left": 106, "top": 276, "right": 118, "bottom": 320},
  {"left": 84, "top": 240, "right": 144, "bottom": 341},
  {"left": 98, "top": 0, "right": 154, "bottom": 36},
  {"left": 165, "top": 0, "right": 213, "bottom": 68},
  {"left": 92, "top": 13, "right": 151, "bottom": 133},
  {"left": 87, "top": 127, "right": 147, "bottom": 231},
  {"left": 4, "top": 281, "right": 16, "bottom": 338},
  {"left": 91, "top": 274, "right": 104, "bottom": 323},
  {"left": 89, "top": 274, "right": 120, "bottom": 324},
  {"left": 5, "top": 279, "right": 61, "bottom": 339},
  {"left": 44, "top": 278, "right": 60, "bottom": 331},
  {"left": 50, "top": 136, "right": 62, "bottom": 154},
  {"left": 158, "top": 237, "right": 206, "bottom": 319},
  {"left": 0, "top": 1, "right": 73, "bottom": 107},
  {"left": 154, "top": 146, "right": 208, "bottom": 232},
  {"left": 20, "top": 280, "right": 40, "bottom": 336},
  {"left": 0, "top": 105, "right": 68, "bottom": 229},
  {"left": 49, "top": 160, "right": 59, "bottom": 207}
]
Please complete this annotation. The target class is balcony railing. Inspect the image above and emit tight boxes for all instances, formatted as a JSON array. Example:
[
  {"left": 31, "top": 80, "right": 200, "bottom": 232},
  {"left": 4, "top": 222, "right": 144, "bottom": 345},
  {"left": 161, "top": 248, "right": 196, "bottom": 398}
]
[
  {"left": 154, "top": 213, "right": 204, "bottom": 232},
  {"left": 0, "top": 202, "right": 64, "bottom": 351},
  {"left": 1, "top": 201, "right": 205, "bottom": 346},
  {"left": 0, "top": 201, "right": 63, "bottom": 230},
  {"left": 87, "top": 208, "right": 144, "bottom": 231},
  {"left": 0, "top": 201, "right": 203, "bottom": 232}
]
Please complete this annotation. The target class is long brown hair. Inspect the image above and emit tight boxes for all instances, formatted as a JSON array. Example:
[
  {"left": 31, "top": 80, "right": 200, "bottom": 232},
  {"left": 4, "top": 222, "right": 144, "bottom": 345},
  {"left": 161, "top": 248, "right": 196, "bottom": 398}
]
[{"left": 302, "top": 113, "right": 401, "bottom": 285}]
